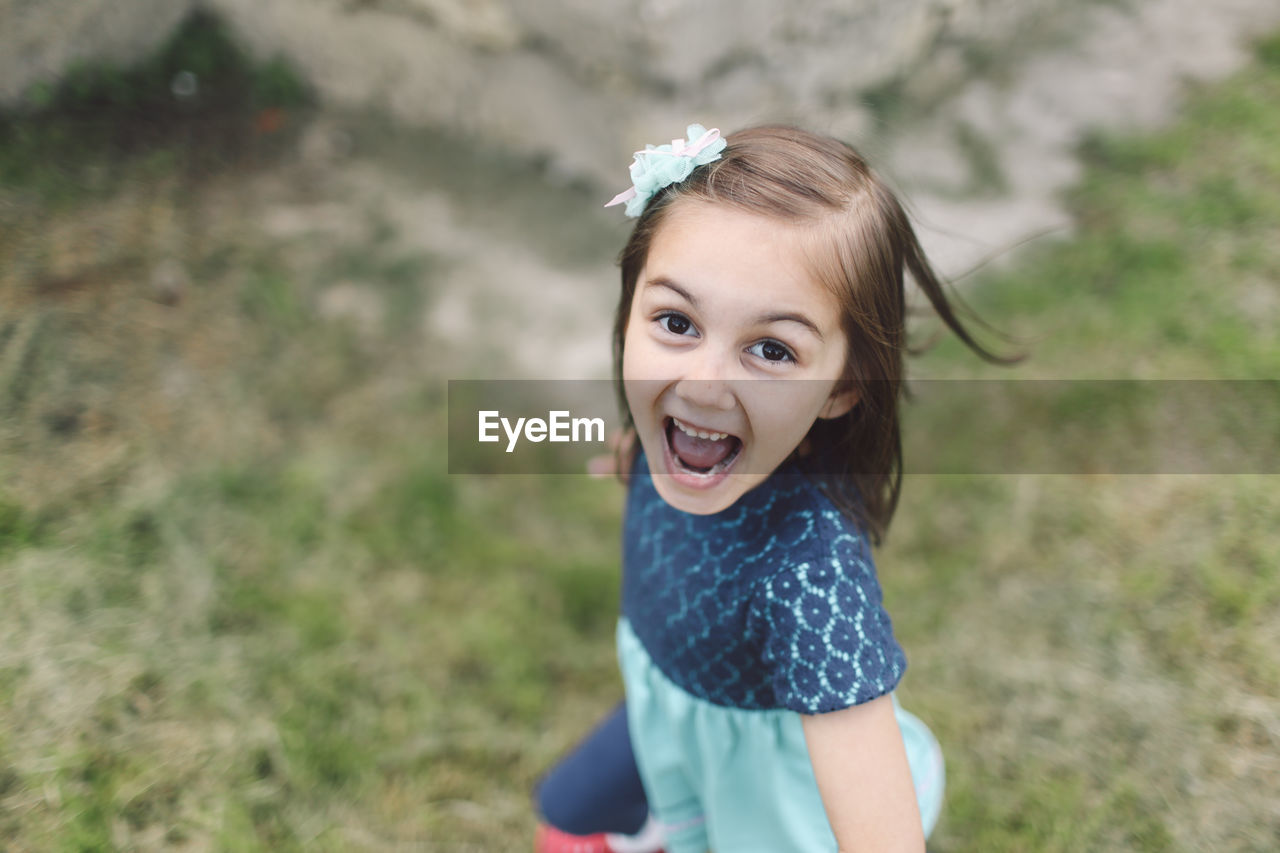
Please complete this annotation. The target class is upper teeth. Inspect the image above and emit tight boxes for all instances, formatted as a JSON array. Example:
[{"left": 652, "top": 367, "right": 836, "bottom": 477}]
[{"left": 673, "top": 417, "right": 728, "bottom": 441}]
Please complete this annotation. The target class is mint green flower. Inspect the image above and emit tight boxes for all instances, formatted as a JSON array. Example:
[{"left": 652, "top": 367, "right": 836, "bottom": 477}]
[{"left": 605, "top": 124, "right": 726, "bottom": 218}]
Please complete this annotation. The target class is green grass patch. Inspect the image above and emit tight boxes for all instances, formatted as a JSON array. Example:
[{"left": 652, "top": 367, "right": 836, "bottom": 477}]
[
  {"left": 0, "top": 495, "right": 47, "bottom": 555},
  {"left": 890, "top": 28, "right": 1280, "bottom": 850}
]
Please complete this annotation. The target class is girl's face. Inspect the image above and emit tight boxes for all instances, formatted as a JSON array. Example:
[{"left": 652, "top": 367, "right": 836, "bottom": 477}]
[{"left": 622, "top": 200, "right": 857, "bottom": 515}]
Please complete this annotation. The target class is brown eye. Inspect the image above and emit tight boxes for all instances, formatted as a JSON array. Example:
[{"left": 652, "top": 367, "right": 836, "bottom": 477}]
[
  {"left": 749, "top": 339, "right": 795, "bottom": 363},
  {"left": 762, "top": 342, "right": 787, "bottom": 361},
  {"left": 659, "top": 313, "right": 694, "bottom": 336}
]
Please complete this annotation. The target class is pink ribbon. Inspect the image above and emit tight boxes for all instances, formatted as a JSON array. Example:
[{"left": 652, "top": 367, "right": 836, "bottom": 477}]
[
  {"left": 650, "top": 127, "right": 721, "bottom": 159},
  {"left": 606, "top": 187, "right": 637, "bottom": 207}
]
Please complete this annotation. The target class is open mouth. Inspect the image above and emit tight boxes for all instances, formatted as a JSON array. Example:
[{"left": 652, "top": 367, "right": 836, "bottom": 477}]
[{"left": 664, "top": 416, "right": 742, "bottom": 476}]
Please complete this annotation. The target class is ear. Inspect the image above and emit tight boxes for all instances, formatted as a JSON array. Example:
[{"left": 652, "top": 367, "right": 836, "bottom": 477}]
[{"left": 818, "top": 385, "right": 859, "bottom": 420}]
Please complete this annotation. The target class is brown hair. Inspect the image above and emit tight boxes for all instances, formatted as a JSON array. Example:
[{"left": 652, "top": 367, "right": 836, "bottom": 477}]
[{"left": 612, "top": 124, "right": 1019, "bottom": 544}]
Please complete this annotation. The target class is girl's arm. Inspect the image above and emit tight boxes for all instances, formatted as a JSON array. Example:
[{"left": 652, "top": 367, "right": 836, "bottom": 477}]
[{"left": 802, "top": 694, "right": 925, "bottom": 853}]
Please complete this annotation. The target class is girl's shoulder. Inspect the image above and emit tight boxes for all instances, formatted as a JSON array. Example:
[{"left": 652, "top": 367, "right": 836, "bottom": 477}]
[
  {"left": 744, "top": 475, "right": 905, "bottom": 713},
  {"left": 765, "top": 468, "right": 875, "bottom": 563}
]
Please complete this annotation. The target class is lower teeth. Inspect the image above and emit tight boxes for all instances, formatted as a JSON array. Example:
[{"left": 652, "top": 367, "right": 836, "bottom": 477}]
[{"left": 667, "top": 419, "right": 740, "bottom": 476}]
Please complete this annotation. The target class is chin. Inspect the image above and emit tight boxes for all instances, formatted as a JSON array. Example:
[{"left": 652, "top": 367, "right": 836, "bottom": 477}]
[{"left": 647, "top": 469, "right": 745, "bottom": 515}]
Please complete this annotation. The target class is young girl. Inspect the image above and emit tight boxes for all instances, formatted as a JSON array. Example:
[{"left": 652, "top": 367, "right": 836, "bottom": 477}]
[{"left": 535, "top": 123, "right": 1015, "bottom": 852}]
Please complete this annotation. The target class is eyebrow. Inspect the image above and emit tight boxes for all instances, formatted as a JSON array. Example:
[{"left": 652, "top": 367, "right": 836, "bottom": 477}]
[
  {"left": 647, "top": 276, "right": 699, "bottom": 308},
  {"left": 760, "top": 311, "right": 824, "bottom": 341},
  {"left": 645, "top": 276, "right": 825, "bottom": 341}
]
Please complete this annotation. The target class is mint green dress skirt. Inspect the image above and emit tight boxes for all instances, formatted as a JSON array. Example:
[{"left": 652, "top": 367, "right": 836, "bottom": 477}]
[{"left": 618, "top": 618, "right": 945, "bottom": 852}]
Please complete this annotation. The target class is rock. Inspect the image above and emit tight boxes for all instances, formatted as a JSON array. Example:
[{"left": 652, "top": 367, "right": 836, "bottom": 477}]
[
  {"left": 0, "top": 0, "right": 198, "bottom": 104},
  {"left": 149, "top": 258, "right": 189, "bottom": 306},
  {"left": 1, "top": 0, "right": 1113, "bottom": 185}
]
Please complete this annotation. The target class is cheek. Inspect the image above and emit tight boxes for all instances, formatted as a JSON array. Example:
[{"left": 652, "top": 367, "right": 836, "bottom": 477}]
[
  {"left": 747, "top": 381, "right": 833, "bottom": 416},
  {"left": 620, "top": 315, "right": 668, "bottom": 382},
  {"left": 621, "top": 331, "right": 656, "bottom": 423},
  {"left": 620, "top": 327, "right": 643, "bottom": 382},
  {"left": 743, "top": 384, "right": 829, "bottom": 443},
  {"left": 620, "top": 295, "right": 644, "bottom": 380}
]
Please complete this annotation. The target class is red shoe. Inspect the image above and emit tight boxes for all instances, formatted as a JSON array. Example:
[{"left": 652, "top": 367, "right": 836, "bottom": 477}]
[
  {"left": 534, "top": 821, "right": 665, "bottom": 853},
  {"left": 534, "top": 824, "right": 615, "bottom": 853}
]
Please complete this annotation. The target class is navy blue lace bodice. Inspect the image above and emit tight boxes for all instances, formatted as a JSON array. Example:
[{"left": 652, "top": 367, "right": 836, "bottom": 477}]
[{"left": 620, "top": 452, "right": 906, "bottom": 714}]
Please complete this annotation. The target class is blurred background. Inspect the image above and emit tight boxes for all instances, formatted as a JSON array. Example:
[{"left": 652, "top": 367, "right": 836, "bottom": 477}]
[{"left": 2, "top": 1, "right": 1279, "bottom": 850}]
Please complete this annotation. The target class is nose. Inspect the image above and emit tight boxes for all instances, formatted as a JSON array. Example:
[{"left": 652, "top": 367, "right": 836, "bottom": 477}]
[{"left": 673, "top": 346, "right": 737, "bottom": 412}]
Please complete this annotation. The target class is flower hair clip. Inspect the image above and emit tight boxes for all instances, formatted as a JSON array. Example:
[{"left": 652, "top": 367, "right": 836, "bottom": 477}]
[{"left": 604, "top": 123, "right": 726, "bottom": 218}]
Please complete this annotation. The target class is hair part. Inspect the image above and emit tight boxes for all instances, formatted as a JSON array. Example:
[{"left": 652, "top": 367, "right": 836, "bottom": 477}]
[{"left": 612, "top": 124, "right": 1020, "bottom": 544}]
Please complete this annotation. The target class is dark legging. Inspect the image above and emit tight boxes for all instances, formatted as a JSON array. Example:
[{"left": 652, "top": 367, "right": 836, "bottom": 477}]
[{"left": 534, "top": 701, "right": 650, "bottom": 836}]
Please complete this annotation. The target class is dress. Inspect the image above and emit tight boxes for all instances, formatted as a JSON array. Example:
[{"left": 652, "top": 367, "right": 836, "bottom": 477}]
[{"left": 618, "top": 451, "right": 944, "bottom": 852}]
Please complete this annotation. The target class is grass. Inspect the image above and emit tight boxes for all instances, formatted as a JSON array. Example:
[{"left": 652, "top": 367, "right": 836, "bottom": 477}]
[
  {"left": 2, "top": 20, "right": 1279, "bottom": 853},
  {"left": 890, "top": 30, "right": 1280, "bottom": 852}
]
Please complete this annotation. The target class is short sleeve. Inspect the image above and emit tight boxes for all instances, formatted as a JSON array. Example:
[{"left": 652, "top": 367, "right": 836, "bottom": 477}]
[{"left": 746, "top": 535, "right": 907, "bottom": 714}]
